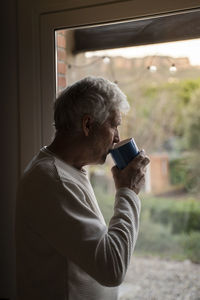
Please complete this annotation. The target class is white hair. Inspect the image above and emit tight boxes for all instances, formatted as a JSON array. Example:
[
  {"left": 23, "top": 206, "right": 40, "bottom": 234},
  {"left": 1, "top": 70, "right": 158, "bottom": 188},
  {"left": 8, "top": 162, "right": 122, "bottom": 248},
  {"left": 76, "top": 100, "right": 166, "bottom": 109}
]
[{"left": 54, "top": 76, "right": 129, "bottom": 133}]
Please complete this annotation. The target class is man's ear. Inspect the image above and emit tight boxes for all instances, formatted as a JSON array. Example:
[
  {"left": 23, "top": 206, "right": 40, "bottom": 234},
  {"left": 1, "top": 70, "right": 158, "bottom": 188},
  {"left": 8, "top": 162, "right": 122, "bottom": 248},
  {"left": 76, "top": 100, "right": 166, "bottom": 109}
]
[{"left": 82, "top": 115, "right": 93, "bottom": 137}]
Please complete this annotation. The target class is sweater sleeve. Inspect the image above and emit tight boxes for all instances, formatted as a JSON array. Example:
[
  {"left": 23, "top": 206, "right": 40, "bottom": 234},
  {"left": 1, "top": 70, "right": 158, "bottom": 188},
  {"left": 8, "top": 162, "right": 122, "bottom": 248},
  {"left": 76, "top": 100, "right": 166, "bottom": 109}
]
[{"left": 19, "top": 162, "right": 141, "bottom": 287}]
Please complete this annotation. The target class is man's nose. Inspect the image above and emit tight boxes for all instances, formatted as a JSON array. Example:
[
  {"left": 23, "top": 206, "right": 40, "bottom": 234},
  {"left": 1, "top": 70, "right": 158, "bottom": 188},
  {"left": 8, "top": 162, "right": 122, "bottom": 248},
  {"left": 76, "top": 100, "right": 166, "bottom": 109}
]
[{"left": 114, "top": 129, "right": 120, "bottom": 143}]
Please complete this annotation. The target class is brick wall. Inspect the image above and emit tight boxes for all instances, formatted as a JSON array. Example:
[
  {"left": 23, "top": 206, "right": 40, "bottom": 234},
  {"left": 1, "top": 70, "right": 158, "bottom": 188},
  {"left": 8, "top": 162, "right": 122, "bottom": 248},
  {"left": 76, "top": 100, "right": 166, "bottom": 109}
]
[
  {"left": 56, "top": 30, "right": 67, "bottom": 93},
  {"left": 149, "top": 153, "right": 169, "bottom": 194}
]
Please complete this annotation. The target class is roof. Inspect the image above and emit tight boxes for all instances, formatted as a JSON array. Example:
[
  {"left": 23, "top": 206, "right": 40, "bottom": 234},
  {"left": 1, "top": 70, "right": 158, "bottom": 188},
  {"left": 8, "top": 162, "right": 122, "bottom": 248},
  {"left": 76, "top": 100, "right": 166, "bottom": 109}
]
[{"left": 73, "top": 9, "right": 200, "bottom": 53}]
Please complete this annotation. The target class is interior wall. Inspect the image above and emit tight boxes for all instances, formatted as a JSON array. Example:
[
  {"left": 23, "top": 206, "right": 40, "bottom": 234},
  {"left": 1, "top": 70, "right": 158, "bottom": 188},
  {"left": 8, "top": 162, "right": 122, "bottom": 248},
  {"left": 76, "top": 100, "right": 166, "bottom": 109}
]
[{"left": 1, "top": 0, "right": 19, "bottom": 298}]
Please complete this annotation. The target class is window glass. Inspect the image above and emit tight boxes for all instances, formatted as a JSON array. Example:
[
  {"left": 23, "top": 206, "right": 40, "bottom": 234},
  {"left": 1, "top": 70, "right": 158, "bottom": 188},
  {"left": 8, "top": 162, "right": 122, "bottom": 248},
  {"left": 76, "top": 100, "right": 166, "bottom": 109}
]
[{"left": 55, "top": 28, "right": 200, "bottom": 299}]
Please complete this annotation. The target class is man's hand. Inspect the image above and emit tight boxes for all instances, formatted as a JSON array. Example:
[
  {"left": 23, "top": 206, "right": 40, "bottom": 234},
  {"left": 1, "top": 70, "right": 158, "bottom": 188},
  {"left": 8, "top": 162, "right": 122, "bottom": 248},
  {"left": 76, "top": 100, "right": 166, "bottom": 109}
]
[{"left": 111, "top": 150, "right": 150, "bottom": 194}]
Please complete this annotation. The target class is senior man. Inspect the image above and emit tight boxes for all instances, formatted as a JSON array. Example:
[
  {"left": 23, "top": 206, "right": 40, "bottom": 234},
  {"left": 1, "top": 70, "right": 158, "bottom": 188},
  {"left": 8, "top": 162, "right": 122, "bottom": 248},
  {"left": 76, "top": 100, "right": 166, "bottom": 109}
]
[{"left": 16, "top": 76, "right": 149, "bottom": 300}]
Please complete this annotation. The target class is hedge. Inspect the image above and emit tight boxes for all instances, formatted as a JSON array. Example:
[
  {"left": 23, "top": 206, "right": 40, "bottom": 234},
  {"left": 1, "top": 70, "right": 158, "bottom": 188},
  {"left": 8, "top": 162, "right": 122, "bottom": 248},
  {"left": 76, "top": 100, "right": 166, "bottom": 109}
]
[{"left": 149, "top": 197, "right": 200, "bottom": 234}]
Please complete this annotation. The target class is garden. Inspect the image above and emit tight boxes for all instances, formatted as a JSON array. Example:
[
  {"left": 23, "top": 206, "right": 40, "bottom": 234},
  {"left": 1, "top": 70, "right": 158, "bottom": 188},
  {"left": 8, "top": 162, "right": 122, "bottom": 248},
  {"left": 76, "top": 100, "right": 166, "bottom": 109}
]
[
  {"left": 94, "top": 186, "right": 200, "bottom": 263},
  {"left": 92, "top": 74, "right": 200, "bottom": 264}
]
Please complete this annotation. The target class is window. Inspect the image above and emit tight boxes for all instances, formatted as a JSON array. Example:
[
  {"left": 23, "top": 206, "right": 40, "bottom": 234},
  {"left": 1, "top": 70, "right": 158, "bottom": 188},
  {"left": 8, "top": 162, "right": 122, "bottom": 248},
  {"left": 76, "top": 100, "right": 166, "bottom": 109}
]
[{"left": 54, "top": 12, "right": 200, "bottom": 299}]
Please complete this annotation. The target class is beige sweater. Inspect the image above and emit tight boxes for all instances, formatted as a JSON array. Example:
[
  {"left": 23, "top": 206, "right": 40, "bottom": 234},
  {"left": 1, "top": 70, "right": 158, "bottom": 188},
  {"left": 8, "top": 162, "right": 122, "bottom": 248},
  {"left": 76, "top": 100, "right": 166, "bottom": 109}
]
[{"left": 16, "top": 147, "right": 141, "bottom": 300}]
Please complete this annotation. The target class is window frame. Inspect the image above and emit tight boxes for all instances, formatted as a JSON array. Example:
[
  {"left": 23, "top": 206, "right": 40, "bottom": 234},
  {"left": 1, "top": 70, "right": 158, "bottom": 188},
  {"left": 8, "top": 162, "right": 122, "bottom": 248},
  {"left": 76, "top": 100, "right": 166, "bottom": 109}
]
[{"left": 18, "top": 0, "right": 200, "bottom": 172}]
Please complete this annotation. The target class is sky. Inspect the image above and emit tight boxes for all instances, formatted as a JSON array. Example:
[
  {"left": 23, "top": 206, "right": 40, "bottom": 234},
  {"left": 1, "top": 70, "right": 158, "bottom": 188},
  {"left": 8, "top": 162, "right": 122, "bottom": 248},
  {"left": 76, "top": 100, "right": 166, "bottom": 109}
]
[{"left": 85, "top": 39, "right": 200, "bottom": 66}]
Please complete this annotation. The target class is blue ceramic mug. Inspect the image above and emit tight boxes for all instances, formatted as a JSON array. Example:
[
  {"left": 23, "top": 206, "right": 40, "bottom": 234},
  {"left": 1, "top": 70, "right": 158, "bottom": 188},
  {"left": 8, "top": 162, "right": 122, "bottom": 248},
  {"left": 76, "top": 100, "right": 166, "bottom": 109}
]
[{"left": 110, "top": 138, "right": 139, "bottom": 169}]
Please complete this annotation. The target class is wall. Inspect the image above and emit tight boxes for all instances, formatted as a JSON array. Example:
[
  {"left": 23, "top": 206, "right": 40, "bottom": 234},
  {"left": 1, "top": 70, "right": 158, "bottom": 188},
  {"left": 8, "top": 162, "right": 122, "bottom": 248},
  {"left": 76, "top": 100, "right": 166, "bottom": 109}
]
[
  {"left": 1, "top": 0, "right": 19, "bottom": 298},
  {"left": 150, "top": 154, "right": 170, "bottom": 194}
]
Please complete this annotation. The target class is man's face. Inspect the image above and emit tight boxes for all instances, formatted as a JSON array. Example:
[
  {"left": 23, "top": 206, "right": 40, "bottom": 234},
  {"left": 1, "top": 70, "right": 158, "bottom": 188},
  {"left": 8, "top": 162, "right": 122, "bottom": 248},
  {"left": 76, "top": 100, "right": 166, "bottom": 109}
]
[{"left": 89, "top": 110, "right": 122, "bottom": 165}]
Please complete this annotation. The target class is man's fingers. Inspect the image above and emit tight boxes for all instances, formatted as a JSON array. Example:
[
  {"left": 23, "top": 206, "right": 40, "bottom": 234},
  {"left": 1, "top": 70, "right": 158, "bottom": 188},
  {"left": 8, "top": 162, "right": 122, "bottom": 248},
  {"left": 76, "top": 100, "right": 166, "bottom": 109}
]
[
  {"left": 134, "top": 150, "right": 145, "bottom": 162},
  {"left": 134, "top": 170, "right": 145, "bottom": 184},
  {"left": 111, "top": 165, "right": 119, "bottom": 176},
  {"left": 126, "top": 152, "right": 150, "bottom": 170},
  {"left": 142, "top": 156, "right": 150, "bottom": 166},
  {"left": 131, "top": 173, "right": 145, "bottom": 194},
  {"left": 137, "top": 154, "right": 150, "bottom": 167}
]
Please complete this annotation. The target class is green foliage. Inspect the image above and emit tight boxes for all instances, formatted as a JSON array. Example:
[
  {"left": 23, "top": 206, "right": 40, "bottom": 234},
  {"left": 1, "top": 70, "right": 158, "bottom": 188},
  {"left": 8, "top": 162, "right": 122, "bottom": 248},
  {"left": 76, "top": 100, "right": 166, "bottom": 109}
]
[
  {"left": 147, "top": 196, "right": 200, "bottom": 234},
  {"left": 169, "top": 157, "right": 188, "bottom": 185},
  {"left": 169, "top": 156, "right": 197, "bottom": 191},
  {"left": 136, "top": 195, "right": 200, "bottom": 262},
  {"left": 133, "top": 78, "right": 200, "bottom": 150},
  {"left": 94, "top": 187, "right": 200, "bottom": 262},
  {"left": 135, "top": 210, "right": 180, "bottom": 256},
  {"left": 136, "top": 214, "right": 200, "bottom": 262},
  {"left": 179, "top": 231, "right": 200, "bottom": 263},
  {"left": 183, "top": 88, "right": 200, "bottom": 151},
  {"left": 178, "top": 78, "right": 200, "bottom": 104},
  {"left": 143, "top": 86, "right": 158, "bottom": 99},
  {"left": 169, "top": 154, "right": 200, "bottom": 194},
  {"left": 94, "top": 187, "right": 114, "bottom": 224}
]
